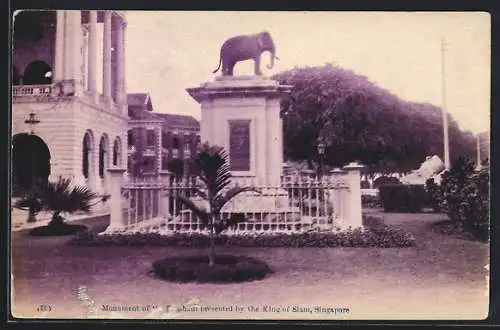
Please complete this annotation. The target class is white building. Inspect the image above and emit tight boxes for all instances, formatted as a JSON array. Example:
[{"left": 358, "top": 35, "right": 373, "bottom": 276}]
[{"left": 12, "top": 10, "right": 128, "bottom": 195}]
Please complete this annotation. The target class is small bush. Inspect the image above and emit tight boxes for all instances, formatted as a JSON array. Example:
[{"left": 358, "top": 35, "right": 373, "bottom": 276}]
[
  {"left": 360, "top": 180, "right": 371, "bottom": 189},
  {"left": 373, "top": 176, "right": 401, "bottom": 189},
  {"left": 361, "top": 194, "right": 380, "bottom": 208},
  {"left": 425, "top": 178, "right": 443, "bottom": 212},
  {"left": 379, "top": 184, "right": 426, "bottom": 213},
  {"left": 152, "top": 255, "right": 273, "bottom": 283}
]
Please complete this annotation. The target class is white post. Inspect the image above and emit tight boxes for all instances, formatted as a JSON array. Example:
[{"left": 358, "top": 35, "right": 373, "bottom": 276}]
[
  {"left": 159, "top": 170, "right": 171, "bottom": 219},
  {"left": 329, "top": 168, "right": 345, "bottom": 222},
  {"left": 441, "top": 37, "right": 451, "bottom": 169},
  {"left": 88, "top": 10, "right": 97, "bottom": 100},
  {"left": 105, "top": 167, "right": 126, "bottom": 232},
  {"left": 343, "top": 162, "right": 364, "bottom": 229},
  {"left": 102, "top": 11, "right": 112, "bottom": 104}
]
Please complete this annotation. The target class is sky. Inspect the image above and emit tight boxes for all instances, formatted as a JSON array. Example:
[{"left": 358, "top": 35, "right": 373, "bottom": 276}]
[{"left": 119, "top": 11, "right": 490, "bottom": 134}]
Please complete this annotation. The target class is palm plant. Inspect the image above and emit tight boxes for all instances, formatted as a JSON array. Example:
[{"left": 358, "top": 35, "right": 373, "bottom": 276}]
[
  {"left": 15, "top": 177, "right": 99, "bottom": 226},
  {"left": 175, "top": 142, "right": 260, "bottom": 267}
]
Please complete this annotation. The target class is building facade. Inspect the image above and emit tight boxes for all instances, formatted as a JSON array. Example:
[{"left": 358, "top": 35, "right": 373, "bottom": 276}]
[
  {"left": 126, "top": 93, "right": 201, "bottom": 178},
  {"left": 12, "top": 10, "right": 129, "bottom": 195}
]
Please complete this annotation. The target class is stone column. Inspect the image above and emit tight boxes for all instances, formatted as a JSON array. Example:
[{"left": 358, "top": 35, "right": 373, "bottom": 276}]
[
  {"left": 53, "top": 11, "right": 65, "bottom": 81},
  {"left": 88, "top": 11, "right": 98, "bottom": 100},
  {"left": 104, "top": 167, "right": 126, "bottom": 233},
  {"left": 64, "top": 11, "right": 82, "bottom": 86},
  {"left": 102, "top": 11, "right": 112, "bottom": 104},
  {"left": 343, "top": 162, "right": 364, "bottom": 229},
  {"left": 116, "top": 16, "right": 126, "bottom": 112}
]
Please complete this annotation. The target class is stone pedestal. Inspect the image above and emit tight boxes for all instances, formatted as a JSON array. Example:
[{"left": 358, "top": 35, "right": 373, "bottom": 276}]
[
  {"left": 187, "top": 76, "right": 292, "bottom": 187},
  {"left": 187, "top": 76, "right": 294, "bottom": 214}
]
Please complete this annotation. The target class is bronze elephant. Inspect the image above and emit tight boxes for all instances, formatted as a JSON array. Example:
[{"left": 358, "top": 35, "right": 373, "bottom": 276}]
[{"left": 213, "top": 31, "right": 279, "bottom": 76}]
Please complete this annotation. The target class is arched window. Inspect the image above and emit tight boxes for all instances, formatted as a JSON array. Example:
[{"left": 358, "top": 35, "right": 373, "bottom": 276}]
[
  {"left": 82, "top": 131, "right": 93, "bottom": 179},
  {"left": 83, "top": 135, "right": 89, "bottom": 178},
  {"left": 99, "top": 136, "right": 107, "bottom": 178},
  {"left": 23, "top": 60, "right": 53, "bottom": 85},
  {"left": 112, "top": 138, "right": 121, "bottom": 166}
]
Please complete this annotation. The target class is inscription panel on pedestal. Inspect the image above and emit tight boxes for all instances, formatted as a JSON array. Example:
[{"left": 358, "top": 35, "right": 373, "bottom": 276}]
[{"left": 228, "top": 119, "right": 251, "bottom": 171}]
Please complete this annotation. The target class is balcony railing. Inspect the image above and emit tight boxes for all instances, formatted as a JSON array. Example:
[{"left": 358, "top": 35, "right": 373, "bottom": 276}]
[{"left": 12, "top": 84, "right": 53, "bottom": 97}]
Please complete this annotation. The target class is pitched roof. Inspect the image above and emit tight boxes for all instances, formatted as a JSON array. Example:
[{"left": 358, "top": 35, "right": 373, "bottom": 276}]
[
  {"left": 155, "top": 113, "right": 200, "bottom": 129},
  {"left": 127, "top": 93, "right": 153, "bottom": 111},
  {"left": 128, "top": 107, "right": 163, "bottom": 122}
]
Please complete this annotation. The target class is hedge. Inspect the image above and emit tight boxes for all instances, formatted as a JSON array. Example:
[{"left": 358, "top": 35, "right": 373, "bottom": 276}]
[{"left": 379, "top": 184, "right": 427, "bottom": 213}]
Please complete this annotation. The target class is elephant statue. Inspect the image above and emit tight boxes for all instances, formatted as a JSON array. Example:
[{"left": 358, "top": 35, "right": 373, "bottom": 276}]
[{"left": 213, "top": 31, "right": 280, "bottom": 76}]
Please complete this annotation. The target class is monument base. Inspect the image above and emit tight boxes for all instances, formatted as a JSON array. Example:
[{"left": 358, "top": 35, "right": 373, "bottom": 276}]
[{"left": 188, "top": 188, "right": 297, "bottom": 214}]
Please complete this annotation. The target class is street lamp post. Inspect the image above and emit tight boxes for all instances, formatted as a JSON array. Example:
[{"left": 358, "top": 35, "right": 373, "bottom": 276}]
[
  {"left": 24, "top": 111, "right": 40, "bottom": 222},
  {"left": 317, "top": 141, "right": 325, "bottom": 180}
]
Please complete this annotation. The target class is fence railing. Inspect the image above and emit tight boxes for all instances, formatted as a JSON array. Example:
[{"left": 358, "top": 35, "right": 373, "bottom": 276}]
[
  {"left": 117, "top": 179, "right": 351, "bottom": 234},
  {"left": 106, "top": 163, "right": 364, "bottom": 235}
]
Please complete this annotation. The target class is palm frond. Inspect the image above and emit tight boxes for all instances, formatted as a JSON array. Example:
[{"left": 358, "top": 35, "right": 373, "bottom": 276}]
[
  {"left": 192, "top": 188, "right": 209, "bottom": 201},
  {"left": 174, "top": 194, "right": 211, "bottom": 226},
  {"left": 37, "top": 177, "right": 98, "bottom": 214},
  {"left": 13, "top": 190, "right": 43, "bottom": 212},
  {"left": 212, "top": 186, "right": 261, "bottom": 214}
]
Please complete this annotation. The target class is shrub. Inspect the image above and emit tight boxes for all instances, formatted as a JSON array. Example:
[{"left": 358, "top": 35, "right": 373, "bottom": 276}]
[
  {"left": 69, "top": 223, "right": 415, "bottom": 248},
  {"left": 373, "top": 176, "right": 401, "bottom": 189},
  {"left": 361, "top": 194, "right": 380, "bottom": 208},
  {"left": 425, "top": 178, "right": 443, "bottom": 212},
  {"left": 379, "top": 184, "right": 426, "bottom": 213},
  {"left": 152, "top": 255, "right": 273, "bottom": 283},
  {"left": 360, "top": 180, "right": 371, "bottom": 189},
  {"left": 431, "top": 157, "right": 489, "bottom": 241}
]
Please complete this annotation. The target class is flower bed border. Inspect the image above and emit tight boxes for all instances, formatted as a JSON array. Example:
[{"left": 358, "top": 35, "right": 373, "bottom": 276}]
[{"left": 69, "top": 223, "right": 415, "bottom": 248}]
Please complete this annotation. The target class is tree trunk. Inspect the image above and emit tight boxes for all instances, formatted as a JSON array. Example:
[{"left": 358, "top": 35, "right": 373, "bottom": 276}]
[
  {"left": 26, "top": 206, "right": 37, "bottom": 223},
  {"left": 307, "top": 158, "right": 314, "bottom": 170},
  {"left": 49, "top": 211, "right": 64, "bottom": 227},
  {"left": 208, "top": 219, "right": 215, "bottom": 267}
]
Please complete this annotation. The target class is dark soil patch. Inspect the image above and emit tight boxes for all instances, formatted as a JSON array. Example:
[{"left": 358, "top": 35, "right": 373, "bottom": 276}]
[
  {"left": 152, "top": 254, "right": 273, "bottom": 283},
  {"left": 29, "top": 222, "right": 88, "bottom": 236}
]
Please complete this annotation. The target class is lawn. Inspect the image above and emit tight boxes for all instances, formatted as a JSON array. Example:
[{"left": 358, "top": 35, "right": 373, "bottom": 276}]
[{"left": 11, "top": 210, "right": 489, "bottom": 320}]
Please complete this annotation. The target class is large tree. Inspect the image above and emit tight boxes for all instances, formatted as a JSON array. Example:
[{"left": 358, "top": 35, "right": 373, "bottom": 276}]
[{"left": 272, "top": 64, "right": 476, "bottom": 173}]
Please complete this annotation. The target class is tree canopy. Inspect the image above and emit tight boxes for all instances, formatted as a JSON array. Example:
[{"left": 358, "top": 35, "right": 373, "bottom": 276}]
[{"left": 272, "top": 64, "right": 477, "bottom": 174}]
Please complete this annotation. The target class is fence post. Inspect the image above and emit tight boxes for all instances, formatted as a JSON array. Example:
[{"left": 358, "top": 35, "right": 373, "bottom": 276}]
[
  {"left": 105, "top": 167, "right": 126, "bottom": 233},
  {"left": 159, "top": 170, "right": 171, "bottom": 219},
  {"left": 343, "top": 162, "right": 365, "bottom": 229}
]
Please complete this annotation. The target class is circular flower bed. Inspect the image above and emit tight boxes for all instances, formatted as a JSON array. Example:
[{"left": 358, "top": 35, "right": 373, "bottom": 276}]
[
  {"left": 152, "top": 255, "right": 273, "bottom": 283},
  {"left": 30, "top": 222, "right": 88, "bottom": 236}
]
